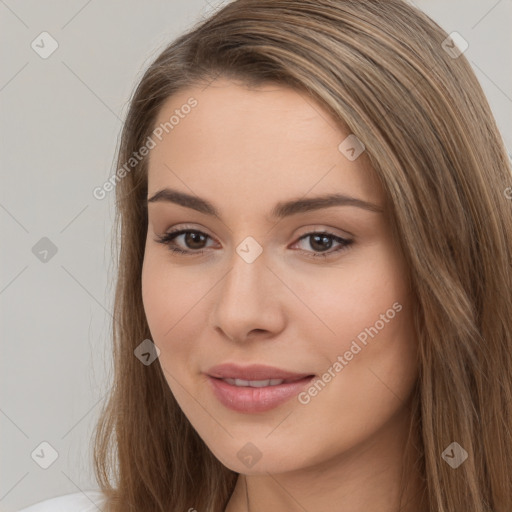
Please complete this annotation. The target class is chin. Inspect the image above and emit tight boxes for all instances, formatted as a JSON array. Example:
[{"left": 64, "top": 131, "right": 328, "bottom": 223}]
[{"left": 204, "top": 435, "right": 310, "bottom": 475}]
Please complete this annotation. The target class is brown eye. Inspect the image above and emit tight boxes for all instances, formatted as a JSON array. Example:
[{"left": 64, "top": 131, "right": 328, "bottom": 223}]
[
  {"left": 293, "top": 232, "right": 353, "bottom": 259},
  {"left": 155, "top": 229, "right": 213, "bottom": 254},
  {"left": 309, "top": 233, "right": 335, "bottom": 252},
  {"left": 155, "top": 228, "right": 353, "bottom": 259},
  {"left": 182, "top": 231, "right": 208, "bottom": 250}
]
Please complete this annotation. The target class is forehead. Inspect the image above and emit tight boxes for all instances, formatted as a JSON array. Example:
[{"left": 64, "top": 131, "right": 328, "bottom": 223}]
[{"left": 147, "top": 78, "right": 384, "bottom": 215}]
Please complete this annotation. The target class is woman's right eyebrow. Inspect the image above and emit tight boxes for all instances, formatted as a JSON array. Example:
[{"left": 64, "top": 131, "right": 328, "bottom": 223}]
[{"left": 147, "top": 187, "right": 383, "bottom": 221}]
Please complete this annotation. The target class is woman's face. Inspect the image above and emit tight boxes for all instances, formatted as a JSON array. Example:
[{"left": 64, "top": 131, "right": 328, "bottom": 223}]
[{"left": 142, "top": 78, "right": 419, "bottom": 474}]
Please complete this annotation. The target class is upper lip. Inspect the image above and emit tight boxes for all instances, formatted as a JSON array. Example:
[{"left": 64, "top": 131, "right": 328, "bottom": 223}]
[{"left": 207, "top": 363, "right": 314, "bottom": 382}]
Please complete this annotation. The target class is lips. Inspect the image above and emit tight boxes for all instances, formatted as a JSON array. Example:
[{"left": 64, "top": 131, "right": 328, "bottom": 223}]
[
  {"left": 207, "top": 363, "right": 312, "bottom": 382},
  {"left": 206, "top": 363, "right": 315, "bottom": 413},
  {"left": 222, "top": 378, "right": 288, "bottom": 387}
]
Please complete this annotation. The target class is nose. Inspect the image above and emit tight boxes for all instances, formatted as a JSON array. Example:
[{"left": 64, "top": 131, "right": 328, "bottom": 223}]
[{"left": 211, "top": 245, "right": 286, "bottom": 343}]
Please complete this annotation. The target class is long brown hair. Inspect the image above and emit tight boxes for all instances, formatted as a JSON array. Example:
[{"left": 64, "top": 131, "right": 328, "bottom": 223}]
[{"left": 92, "top": 1, "right": 512, "bottom": 510}]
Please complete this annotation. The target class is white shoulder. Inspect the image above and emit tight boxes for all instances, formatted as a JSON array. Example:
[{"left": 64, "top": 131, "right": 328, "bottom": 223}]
[{"left": 17, "top": 490, "right": 106, "bottom": 512}]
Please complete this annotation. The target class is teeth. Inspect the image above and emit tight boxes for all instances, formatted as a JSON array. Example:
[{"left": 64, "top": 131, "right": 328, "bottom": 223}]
[{"left": 224, "top": 378, "right": 285, "bottom": 387}]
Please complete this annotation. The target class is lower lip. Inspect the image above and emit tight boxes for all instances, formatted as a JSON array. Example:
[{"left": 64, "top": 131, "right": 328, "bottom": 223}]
[{"left": 207, "top": 375, "right": 314, "bottom": 413}]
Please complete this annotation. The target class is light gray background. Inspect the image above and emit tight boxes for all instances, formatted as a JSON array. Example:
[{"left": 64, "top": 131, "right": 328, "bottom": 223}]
[{"left": 1, "top": 1, "right": 510, "bottom": 510}]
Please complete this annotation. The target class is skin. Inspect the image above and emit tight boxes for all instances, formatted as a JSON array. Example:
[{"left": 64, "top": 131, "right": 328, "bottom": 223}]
[{"left": 141, "top": 78, "right": 426, "bottom": 511}]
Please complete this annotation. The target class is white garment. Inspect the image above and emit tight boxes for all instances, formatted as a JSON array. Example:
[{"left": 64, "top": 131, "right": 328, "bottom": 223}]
[{"left": 17, "top": 491, "right": 106, "bottom": 512}]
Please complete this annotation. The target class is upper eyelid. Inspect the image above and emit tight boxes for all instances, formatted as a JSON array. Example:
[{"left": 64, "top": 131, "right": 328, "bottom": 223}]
[
  {"left": 155, "top": 227, "right": 355, "bottom": 262},
  {"left": 163, "top": 227, "right": 352, "bottom": 247},
  {"left": 162, "top": 223, "right": 354, "bottom": 239}
]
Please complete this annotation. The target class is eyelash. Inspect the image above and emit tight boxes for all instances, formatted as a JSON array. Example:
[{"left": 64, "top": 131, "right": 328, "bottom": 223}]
[{"left": 154, "top": 228, "right": 353, "bottom": 260}]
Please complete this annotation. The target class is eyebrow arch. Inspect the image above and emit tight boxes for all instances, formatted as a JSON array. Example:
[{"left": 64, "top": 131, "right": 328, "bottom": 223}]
[{"left": 146, "top": 187, "right": 383, "bottom": 219}]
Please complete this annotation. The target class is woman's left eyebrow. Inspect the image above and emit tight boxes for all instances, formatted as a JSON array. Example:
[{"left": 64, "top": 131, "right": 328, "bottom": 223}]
[{"left": 147, "top": 187, "right": 383, "bottom": 221}]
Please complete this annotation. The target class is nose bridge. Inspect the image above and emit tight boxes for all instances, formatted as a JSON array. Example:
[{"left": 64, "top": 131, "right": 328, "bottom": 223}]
[
  {"left": 212, "top": 240, "right": 283, "bottom": 340},
  {"left": 220, "top": 242, "right": 269, "bottom": 313}
]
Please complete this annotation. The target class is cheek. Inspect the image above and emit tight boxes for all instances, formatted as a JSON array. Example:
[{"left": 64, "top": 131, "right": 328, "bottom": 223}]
[
  {"left": 141, "top": 253, "right": 215, "bottom": 428},
  {"left": 301, "top": 246, "right": 408, "bottom": 352},
  {"left": 305, "top": 243, "right": 418, "bottom": 401},
  {"left": 331, "top": 281, "right": 416, "bottom": 413},
  {"left": 141, "top": 251, "right": 208, "bottom": 369},
  {"left": 142, "top": 253, "right": 173, "bottom": 340}
]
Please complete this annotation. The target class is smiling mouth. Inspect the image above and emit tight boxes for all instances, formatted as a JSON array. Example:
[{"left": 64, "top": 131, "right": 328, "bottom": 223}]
[
  {"left": 207, "top": 374, "right": 316, "bottom": 413},
  {"left": 218, "top": 376, "right": 312, "bottom": 387}
]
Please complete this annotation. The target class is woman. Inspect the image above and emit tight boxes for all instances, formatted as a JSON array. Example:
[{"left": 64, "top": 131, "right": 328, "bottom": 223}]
[{"left": 20, "top": 0, "right": 512, "bottom": 510}]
